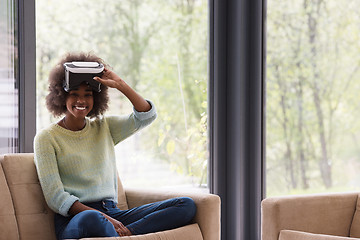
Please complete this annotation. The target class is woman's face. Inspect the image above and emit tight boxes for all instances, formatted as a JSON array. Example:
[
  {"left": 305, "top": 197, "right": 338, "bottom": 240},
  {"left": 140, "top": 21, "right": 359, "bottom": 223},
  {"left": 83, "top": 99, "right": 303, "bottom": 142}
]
[{"left": 65, "top": 83, "right": 94, "bottom": 120}]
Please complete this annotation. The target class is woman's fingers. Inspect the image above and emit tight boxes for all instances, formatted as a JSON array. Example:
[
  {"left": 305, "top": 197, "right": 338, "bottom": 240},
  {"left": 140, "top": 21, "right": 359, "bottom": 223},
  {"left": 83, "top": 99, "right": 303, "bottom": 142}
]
[
  {"left": 93, "top": 76, "right": 119, "bottom": 89},
  {"left": 112, "top": 219, "right": 132, "bottom": 236}
]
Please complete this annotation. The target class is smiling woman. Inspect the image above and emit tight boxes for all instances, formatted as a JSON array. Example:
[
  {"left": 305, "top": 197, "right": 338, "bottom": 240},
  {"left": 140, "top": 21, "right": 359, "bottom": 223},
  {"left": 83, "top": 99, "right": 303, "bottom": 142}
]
[
  {"left": 45, "top": 53, "right": 109, "bottom": 119},
  {"left": 33, "top": 51, "right": 198, "bottom": 239},
  {"left": 61, "top": 84, "right": 94, "bottom": 131}
]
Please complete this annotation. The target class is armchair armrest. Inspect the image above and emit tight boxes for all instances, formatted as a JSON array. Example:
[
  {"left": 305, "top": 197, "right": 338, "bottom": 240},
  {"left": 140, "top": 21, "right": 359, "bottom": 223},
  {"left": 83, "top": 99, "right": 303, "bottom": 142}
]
[
  {"left": 125, "top": 188, "right": 221, "bottom": 240},
  {"left": 261, "top": 192, "right": 359, "bottom": 240}
]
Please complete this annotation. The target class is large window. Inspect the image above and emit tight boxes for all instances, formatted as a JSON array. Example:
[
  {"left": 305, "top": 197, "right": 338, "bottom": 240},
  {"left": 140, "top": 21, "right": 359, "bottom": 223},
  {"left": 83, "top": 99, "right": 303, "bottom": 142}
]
[
  {"left": 0, "top": 0, "right": 18, "bottom": 154},
  {"left": 266, "top": 0, "right": 360, "bottom": 196},
  {"left": 36, "top": 0, "right": 209, "bottom": 191}
]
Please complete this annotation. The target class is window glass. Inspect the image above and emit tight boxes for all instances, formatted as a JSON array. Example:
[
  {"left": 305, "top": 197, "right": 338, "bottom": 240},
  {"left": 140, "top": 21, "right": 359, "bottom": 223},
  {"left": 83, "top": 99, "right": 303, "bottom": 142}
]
[
  {"left": 0, "top": 0, "right": 18, "bottom": 154},
  {"left": 266, "top": 0, "right": 360, "bottom": 196},
  {"left": 36, "top": 0, "right": 209, "bottom": 192}
]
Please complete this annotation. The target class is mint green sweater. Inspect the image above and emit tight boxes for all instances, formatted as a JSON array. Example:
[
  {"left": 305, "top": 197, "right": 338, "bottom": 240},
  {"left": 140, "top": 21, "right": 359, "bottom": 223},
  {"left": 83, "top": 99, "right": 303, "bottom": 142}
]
[{"left": 34, "top": 102, "right": 156, "bottom": 216}]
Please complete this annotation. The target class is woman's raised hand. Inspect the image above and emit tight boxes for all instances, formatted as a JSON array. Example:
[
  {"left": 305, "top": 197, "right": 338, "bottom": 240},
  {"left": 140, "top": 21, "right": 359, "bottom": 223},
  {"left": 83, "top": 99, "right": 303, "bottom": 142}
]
[
  {"left": 93, "top": 68, "right": 126, "bottom": 91},
  {"left": 94, "top": 67, "right": 151, "bottom": 112}
]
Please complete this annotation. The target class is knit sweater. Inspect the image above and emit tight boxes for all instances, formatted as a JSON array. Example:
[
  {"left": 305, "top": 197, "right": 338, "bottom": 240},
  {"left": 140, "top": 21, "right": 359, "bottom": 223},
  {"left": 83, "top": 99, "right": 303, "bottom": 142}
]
[{"left": 34, "top": 101, "right": 156, "bottom": 216}]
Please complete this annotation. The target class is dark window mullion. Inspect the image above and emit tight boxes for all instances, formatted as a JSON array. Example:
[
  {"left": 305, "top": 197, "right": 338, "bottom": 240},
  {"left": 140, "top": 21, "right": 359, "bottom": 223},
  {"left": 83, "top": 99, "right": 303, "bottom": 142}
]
[{"left": 18, "top": 0, "right": 36, "bottom": 153}]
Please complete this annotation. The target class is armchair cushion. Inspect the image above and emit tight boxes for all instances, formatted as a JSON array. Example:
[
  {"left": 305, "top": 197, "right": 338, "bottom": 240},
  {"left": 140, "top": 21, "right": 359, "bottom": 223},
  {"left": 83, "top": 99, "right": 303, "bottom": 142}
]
[
  {"left": 125, "top": 188, "right": 221, "bottom": 240},
  {"left": 279, "top": 230, "right": 360, "bottom": 240},
  {"left": 77, "top": 224, "right": 202, "bottom": 240}
]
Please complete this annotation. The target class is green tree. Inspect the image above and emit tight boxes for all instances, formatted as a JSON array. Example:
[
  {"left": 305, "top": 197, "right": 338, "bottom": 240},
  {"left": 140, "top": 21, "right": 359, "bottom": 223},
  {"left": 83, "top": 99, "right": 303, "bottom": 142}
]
[{"left": 267, "top": 0, "right": 360, "bottom": 196}]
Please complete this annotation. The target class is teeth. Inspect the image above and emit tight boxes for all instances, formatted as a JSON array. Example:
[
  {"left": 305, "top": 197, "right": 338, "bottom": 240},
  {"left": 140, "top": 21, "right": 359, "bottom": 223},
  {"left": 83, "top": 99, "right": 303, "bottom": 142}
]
[{"left": 75, "top": 106, "right": 86, "bottom": 110}]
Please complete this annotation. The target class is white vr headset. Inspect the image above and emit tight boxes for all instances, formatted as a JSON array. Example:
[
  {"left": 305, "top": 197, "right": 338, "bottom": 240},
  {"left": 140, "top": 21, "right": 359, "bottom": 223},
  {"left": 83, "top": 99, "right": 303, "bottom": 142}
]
[{"left": 63, "top": 61, "right": 104, "bottom": 92}]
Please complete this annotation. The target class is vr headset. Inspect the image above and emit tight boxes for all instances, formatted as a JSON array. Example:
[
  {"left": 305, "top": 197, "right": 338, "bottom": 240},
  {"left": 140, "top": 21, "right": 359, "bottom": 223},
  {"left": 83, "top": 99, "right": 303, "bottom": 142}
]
[{"left": 63, "top": 61, "right": 104, "bottom": 92}]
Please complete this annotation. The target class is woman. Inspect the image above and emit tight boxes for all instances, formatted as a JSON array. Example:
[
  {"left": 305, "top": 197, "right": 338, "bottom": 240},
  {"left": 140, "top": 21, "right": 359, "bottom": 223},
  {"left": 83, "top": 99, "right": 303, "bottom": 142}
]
[{"left": 34, "top": 52, "right": 196, "bottom": 239}]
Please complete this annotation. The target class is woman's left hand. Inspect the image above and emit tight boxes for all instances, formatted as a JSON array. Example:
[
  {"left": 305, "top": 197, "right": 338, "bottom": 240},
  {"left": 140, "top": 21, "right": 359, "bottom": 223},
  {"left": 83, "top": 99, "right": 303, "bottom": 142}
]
[
  {"left": 93, "top": 68, "right": 126, "bottom": 90},
  {"left": 94, "top": 67, "right": 151, "bottom": 112}
]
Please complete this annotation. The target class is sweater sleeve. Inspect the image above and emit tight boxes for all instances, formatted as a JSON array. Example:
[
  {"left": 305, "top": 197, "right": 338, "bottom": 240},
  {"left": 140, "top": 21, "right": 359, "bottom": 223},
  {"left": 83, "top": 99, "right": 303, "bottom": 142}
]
[
  {"left": 34, "top": 130, "right": 79, "bottom": 216},
  {"left": 106, "top": 100, "right": 157, "bottom": 145}
]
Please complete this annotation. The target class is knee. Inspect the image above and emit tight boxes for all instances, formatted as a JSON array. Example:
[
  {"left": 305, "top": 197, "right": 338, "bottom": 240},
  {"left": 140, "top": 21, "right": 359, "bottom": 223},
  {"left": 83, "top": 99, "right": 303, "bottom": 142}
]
[
  {"left": 77, "top": 210, "right": 105, "bottom": 227},
  {"left": 62, "top": 210, "right": 108, "bottom": 238},
  {"left": 179, "top": 197, "right": 197, "bottom": 222}
]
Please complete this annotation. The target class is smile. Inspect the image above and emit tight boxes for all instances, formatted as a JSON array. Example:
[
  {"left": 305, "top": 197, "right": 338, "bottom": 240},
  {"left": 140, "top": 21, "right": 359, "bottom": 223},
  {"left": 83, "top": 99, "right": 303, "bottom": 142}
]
[{"left": 74, "top": 106, "right": 87, "bottom": 110}]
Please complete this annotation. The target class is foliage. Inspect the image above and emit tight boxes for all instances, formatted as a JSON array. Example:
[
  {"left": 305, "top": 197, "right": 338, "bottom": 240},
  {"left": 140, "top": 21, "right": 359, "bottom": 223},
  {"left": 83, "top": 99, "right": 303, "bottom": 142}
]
[
  {"left": 37, "top": 0, "right": 360, "bottom": 194},
  {"left": 266, "top": 0, "right": 360, "bottom": 196}
]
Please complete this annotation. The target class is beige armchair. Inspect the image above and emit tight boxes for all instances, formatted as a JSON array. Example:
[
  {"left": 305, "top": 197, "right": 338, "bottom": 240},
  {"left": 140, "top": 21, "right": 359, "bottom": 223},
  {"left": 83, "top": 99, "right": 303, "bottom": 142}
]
[
  {"left": 0, "top": 153, "right": 220, "bottom": 240},
  {"left": 261, "top": 192, "right": 360, "bottom": 240}
]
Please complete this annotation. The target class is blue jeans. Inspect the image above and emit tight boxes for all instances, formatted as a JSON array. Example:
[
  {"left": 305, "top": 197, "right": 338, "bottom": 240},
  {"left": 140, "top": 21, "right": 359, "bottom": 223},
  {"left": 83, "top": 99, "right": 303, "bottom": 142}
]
[{"left": 54, "top": 197, "right": 197, "bottom": 240}]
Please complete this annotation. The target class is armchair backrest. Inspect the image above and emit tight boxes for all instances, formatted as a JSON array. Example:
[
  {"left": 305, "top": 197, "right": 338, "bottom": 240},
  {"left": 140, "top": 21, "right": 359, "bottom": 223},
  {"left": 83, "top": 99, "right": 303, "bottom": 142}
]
[
  {"left": 349, "top": 194, "right": 360, "bottom": 238},
  {"left": 0, "top": 158, "right": 19, "bottom": 240},
  {"left": 1, "top": 153, "right": 57, "bottom": 240},
  {"left": 261, "top": 193, "right": 359, "bottom": 240}
]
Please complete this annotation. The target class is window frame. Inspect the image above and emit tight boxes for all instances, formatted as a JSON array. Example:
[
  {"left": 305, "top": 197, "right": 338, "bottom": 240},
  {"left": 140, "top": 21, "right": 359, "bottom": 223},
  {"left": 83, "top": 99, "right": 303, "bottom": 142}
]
[
  {"left": 209, "top": 0, "right": 265, "bottom": 239},
  {"left": 18, "top": 0, "right": 36, "bottom": 153}
]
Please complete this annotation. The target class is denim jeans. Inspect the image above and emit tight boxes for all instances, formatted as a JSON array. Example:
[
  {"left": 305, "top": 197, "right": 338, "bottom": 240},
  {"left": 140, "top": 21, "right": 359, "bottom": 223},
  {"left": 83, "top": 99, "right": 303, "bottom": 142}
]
[{"left": 54, "top": 197, "right": 197, "bottom": 240}]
